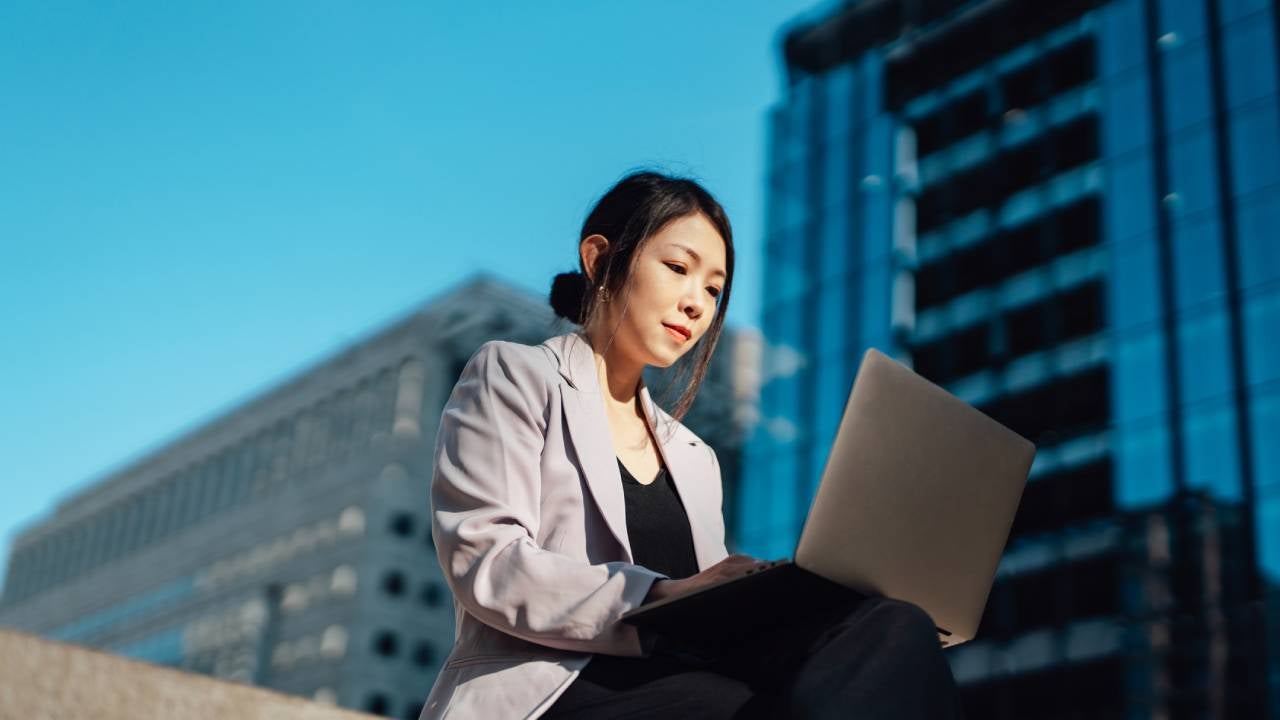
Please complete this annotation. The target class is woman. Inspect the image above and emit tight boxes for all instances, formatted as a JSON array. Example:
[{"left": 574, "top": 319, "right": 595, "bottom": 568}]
[{"left": 421, "top": 171, "right": 963, "bottom": 719}]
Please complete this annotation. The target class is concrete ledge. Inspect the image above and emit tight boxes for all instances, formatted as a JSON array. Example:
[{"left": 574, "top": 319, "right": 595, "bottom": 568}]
[{"left": 0, "top": 629, "right": 372, "bottom": 720}]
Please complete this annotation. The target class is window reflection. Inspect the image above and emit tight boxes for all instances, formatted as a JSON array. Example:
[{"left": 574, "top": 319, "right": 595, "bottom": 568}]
[
  {"left": 1171, "top": 215, "right": 1226, "bottom": 310},
  {"left": 1249, "top": 387, "right": 1280, "bottom": 498},
  {"left": 1228, "top": 103, "right": 1280, "bottom": 196},
  {"left": 1166, "top": 125, "right": 1220, "bottom": 220},
  {"left": 1102, "top": 70, "right": 1152, "bottom": 158},
  {"left": 1109, "top": 236, "right": 1162, "bottom": 331},
  {"left": 1104, "top": 152, "right": 1157, "bottom": 241},
  {"left": 1234, "top": 189, "right": 1280, "bottom": 290},
  {"left": 1160, "top": 40, "right": 1213, "bottom": 133},
  {"left": 1113, "top": 328, "right": 1169, "bottom": 424},
  {"left": 1183, "top": 402, "right": 1243, "bottom": 500},
  {"left": 1176, "top": 307, "right": 1233, "bottom": 404},
  {"left": 1115, "top": 419, "right": 1175, "bottom": 507},
  {"left": 1223, "top": 21, "right": 1279, "bottom": 108},
  {"left": 1244, "top": 288, "right": 1280, "bottom": 387}
]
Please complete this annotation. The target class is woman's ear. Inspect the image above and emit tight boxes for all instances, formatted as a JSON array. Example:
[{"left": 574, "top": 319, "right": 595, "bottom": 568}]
[{"left": 579, "top": 234, "right": 609, "bottom": 283}]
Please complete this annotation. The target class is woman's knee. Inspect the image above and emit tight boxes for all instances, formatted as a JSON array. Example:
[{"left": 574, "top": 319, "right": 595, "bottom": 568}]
[
  {"left": 650, "top": 671, "right": 754, "bottom": 717},
  {"left": 862, "top": 597, "right": 940, "bottom": 648}
]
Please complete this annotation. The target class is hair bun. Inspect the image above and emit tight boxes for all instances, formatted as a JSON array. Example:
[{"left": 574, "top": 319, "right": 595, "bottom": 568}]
[{"left": 549, "top": 271, "right": 589, "bottom": 324}]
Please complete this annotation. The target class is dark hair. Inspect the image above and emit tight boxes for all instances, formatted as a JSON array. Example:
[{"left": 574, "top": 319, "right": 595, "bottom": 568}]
[{"left": 549, "top": 170, "right": 735, "bottom": 423}]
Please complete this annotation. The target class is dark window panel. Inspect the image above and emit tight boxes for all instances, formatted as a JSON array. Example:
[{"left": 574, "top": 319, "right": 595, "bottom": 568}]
[
  {"left": 978, "top": 367, "right": 1109, "bottom": 443},
  {"left": 388, "top": 512, "right": 416, "bottom": 538},
  {"left": 1055, "top": 197, "right": 1102, "bottom": 254},
  {"left": 915, "top": 196, "right": 1101, "bottom": 311},
  {"left": 883, "top": 0, "right": 1107, "bottom": 107},
  {"left": 1048, "top": 37, "right": 1097, "bottom": 96},
  {"left": 382, "top": 571, "right": 406, "bottom": 598},
  {"left": 1006, "top": 301, "right": 1051, "bottom": 357},
  {"left": 372, "top": 630, "right": 400, "bottom": 658},
  {"left": 365, "top": 693, "right": 391, "bottom": 716},
  {"left": 1002, "top": 61, "right": 1045, "bottom": 111},
  {"left": 916, "top": 116, "right": 1100, "bottom": 235},
  {"left": 1059, "top": 281, "right": 1106, "bottom": 340}
]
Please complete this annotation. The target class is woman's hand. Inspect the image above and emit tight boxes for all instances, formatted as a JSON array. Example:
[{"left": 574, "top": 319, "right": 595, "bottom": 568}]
[{"left": 644, "top": 554, "right": 774, "bottom": 604}]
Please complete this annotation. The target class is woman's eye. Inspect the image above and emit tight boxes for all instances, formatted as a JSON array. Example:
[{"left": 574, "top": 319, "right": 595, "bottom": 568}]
[
  {"left": 665, "top": 262, "right": 686, "bottom": 275},
  {"left": 707, "top": 287, "right": 721, "bottom": 299}
]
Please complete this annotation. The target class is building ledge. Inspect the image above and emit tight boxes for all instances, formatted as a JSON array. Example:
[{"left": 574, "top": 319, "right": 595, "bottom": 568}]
[{"left": 0, "top": 629, "right": 370, "bottom": 720}]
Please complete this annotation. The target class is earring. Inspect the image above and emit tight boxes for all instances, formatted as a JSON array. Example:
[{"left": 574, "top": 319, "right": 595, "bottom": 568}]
[{"left": 597, "top": 285, "right": 609, "bottom": 303}]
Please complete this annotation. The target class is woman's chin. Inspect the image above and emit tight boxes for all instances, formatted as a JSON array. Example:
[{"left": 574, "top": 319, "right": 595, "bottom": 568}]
[{"left": 644, "top": 344, "right": 681, "bottom": 369}]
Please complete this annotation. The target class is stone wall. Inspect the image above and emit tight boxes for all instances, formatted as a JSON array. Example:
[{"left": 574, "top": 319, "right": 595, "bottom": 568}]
[{"left": 0, "top": 629, "right": 372, "bottom": 720}]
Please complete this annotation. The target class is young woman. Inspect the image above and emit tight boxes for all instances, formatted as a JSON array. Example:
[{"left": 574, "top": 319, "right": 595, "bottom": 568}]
[{"left": 420, "top": 172, "right": 963, "bottom": 719}]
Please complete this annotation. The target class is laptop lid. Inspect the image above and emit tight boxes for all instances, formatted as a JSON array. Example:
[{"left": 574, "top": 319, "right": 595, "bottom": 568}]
[{"left": 794, "top": 348, "right": 1034, "bottom": 646}]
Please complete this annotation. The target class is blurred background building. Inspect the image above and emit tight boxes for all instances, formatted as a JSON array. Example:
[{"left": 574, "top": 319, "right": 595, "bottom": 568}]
[
  {"left": 739, "top": 0, "right": 1279, "bottom": 717},
  {"left": 0, "top": 277, "right": 557, "bottom": 719},
  {"left": 0, "top": 275, "right": 759, "bottom": 718}
]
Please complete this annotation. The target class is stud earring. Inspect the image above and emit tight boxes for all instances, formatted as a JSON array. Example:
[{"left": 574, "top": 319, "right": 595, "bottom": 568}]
[{"left": 597, "top": 285, "right": 609, "bottom": 303}]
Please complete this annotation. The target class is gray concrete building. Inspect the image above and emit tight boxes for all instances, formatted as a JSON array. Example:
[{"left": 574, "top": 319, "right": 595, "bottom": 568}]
[
  {"left": 0, "top": 275, "right": 564, "bottom": 719},
  {"left": 0, "top": 273, "right": 759, "bottom": 718}
]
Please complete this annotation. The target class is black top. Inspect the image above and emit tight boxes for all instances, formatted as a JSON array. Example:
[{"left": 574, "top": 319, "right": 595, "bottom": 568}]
[{"left": 617, "top": 458, "right": 700, "bottom": 580}]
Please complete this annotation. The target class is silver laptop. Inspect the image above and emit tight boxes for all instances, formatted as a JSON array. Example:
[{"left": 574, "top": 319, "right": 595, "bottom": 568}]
[{"left": 622, "top": 348, "right": 1035, "bottom": 647}]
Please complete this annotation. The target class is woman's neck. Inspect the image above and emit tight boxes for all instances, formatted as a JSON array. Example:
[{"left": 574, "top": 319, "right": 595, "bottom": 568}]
[{"left": 582, "top": 328, "right": 645, "bottom": 416}]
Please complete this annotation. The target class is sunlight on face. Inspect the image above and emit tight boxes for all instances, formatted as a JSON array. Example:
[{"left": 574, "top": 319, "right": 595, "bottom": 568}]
[{"left": 606, "top": 212, "right": 727, "bottom": 369}]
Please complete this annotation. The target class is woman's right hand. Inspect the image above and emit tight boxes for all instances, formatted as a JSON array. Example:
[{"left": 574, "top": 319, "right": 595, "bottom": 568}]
[{"left": 644, "top": 554, "right": 774, "bottom": 604}]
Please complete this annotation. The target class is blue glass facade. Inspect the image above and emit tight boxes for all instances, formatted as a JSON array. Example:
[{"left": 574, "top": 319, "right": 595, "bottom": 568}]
[
  {"left": 749, "top": 0, "right": 1280, "bottom": 715},
  {"left": 740, "top": 53, "right": 897, "bottom": 558}
]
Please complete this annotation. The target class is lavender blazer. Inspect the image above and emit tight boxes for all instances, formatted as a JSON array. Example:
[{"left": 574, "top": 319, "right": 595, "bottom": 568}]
[{"left": 419, "top": 331, "right": 730, "bottom": 719}]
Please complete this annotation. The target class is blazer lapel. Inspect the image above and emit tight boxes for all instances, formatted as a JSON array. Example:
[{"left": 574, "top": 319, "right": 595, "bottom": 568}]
[
  {"left": 549, "top": 333, "right": 635, "bottom": 562},
  {"left": 545, "top": 332, "right": 722, "bottom": 572}
]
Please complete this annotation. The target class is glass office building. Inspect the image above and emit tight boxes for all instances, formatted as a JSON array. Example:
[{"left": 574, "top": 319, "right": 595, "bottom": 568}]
[{"left": 741, "top": 0, "right": 1280, "bottom": 716}]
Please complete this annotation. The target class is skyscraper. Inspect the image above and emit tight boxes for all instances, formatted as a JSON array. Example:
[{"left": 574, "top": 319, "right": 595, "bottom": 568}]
[{"left": 744, "top": 1, "right": 1279, "bottom": 716}]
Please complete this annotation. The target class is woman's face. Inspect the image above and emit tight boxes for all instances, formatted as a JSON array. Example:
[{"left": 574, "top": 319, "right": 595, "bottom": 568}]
[{"left": 591, "top": 212, "right": 727, "bottom": 369}]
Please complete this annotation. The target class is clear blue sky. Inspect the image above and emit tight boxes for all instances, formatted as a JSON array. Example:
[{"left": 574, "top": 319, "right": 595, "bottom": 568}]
[{"left": 0, "top": 1, "right": 828, "bottom": 580}]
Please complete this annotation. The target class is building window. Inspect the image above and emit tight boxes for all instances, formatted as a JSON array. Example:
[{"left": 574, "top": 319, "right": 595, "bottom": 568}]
[
  {"left": 281, "top": 583, "right": 309, "bottom": 612},
  {"left": 365, "top": 692, "right": 391, "bottom": 715},
  {"left": 412, "top": 640, "right": 436, "bottom": 668},
  {"left": 420, "top": 582, "right": 444, "bottom": 608},
  {"left": 372, "top": 630, "right": 399, "bottom": 658},
  {"left": 382, "top": 570, "right": 406, "bottom": 597},
  {"left": 331, "top": 565, "right": 358, "bottom": 595},
  {"left": 388, "top": 512, "right": 415, "bottom": 538},
  {"left": 338, "top": 506, "right": 366, "bottom": 535},
  {"left": 320, "top": 625, "right": 348, "bottom": 659},
  {"left": 394, "top": 358, "right": 426, "bottom": 439}
]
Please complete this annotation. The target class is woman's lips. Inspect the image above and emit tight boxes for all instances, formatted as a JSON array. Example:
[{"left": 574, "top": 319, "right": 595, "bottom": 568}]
[{"left": 663, "top": 323, "right": 690, "bottom": 342}]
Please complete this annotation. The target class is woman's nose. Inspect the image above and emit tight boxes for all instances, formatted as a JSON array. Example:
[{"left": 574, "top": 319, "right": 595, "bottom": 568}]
[{"left": 682, "top": 293, "right": 704, "bottom": 319}]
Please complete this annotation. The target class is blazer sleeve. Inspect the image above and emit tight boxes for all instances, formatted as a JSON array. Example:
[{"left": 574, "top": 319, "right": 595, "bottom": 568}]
[{"left": 430, "top": 341, "right": 664, "bottom": 657}]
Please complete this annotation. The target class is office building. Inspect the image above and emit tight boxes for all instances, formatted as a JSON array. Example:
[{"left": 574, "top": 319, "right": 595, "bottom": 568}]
[
  {"left": 744, "top": 0, "right": 1279, "bottom": 716},
  {"left": 0, "top": 276, "right": 562, "bottom": 719}
]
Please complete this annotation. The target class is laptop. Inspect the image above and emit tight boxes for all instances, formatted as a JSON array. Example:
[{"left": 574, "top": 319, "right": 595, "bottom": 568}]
[{"left": 621, "top": 347, "right": 1035, "bottom": 648}]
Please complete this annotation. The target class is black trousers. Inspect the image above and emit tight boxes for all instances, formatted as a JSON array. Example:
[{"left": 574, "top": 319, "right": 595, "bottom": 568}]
[{"left": 544, "top": 596, "right": 965, "bottom": 719}]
